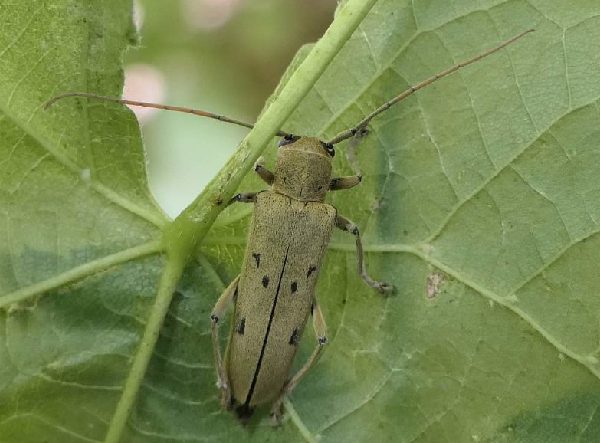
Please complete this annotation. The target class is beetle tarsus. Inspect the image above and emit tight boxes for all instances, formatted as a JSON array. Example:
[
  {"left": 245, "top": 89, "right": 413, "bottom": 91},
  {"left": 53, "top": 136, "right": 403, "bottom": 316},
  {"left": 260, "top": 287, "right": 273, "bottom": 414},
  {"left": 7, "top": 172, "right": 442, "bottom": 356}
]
[
  {"left": 335, "top": 214, "right": 394, "bottom": 295},
  {"left": 269, "top": 401, "right": 285, "bottom": 426},
  {"left": 374, "top": 281, "right": 394, "bottom": 295}
]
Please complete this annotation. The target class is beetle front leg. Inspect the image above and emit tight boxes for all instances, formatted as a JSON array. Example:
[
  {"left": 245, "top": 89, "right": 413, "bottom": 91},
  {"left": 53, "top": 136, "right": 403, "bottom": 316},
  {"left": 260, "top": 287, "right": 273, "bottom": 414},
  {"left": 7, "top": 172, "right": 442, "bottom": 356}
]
[
  {"left": 210, "top": 275, "right": 240, "bottom": 408},
  {"left": 271, "top": 301, "right": 328, "bottom": 424},
  {"left": 335, "top": 214, "right": 393, "bottom": 294},
  {"left": 254, "top": 156, "right": 274, "bottom": 185},
  {"left": 329, "top": 175, "right": 362, "bottom": 191}
]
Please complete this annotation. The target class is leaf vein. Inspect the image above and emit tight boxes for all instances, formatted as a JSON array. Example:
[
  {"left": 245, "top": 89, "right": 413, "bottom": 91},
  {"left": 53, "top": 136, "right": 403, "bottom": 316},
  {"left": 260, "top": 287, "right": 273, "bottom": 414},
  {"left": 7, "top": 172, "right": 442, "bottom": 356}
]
[
  {"left": 425, "top": 98, "right": 600, "bottom": 243},
  {"left": 0, "top": 240, "right": 163, "bottom": 307},
  {"left": 417, "top": 249, "right": 600, "bottom": 381},
  {"left": 508, "top": 225, "right": 600, "bottom": 296}
]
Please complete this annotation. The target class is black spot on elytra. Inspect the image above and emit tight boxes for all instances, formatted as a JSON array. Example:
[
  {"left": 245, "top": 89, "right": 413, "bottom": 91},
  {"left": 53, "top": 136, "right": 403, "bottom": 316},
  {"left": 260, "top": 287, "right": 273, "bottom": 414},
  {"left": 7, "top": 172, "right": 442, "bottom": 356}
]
[
  {"left": 252, "top": 253, "right": 261, "bottom": 268},
  {"left": 307, "top": 266, "right": 317, "bottom": 278},
  {"left": 236, "top": 318, "right": 246, "bottom": 335},
  {"left": 262, "top": 275, "right": 269, "bottom": 288},
  {"left": 291, "top": 281, "right": 297, "bottom": 293},
  {"left": 289, "top": 328, "right": 299, "bottom": 346}
]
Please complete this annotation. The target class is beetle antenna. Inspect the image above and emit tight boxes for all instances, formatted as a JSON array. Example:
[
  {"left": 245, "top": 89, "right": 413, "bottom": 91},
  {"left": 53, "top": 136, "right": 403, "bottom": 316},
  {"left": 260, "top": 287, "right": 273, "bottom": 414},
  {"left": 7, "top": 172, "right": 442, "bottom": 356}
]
[
  {"left": 328, "top": 28, "right": 534, "bottom": 145},
  {"left": 44, "top": 92, "right": 292, "bottom": 137}
]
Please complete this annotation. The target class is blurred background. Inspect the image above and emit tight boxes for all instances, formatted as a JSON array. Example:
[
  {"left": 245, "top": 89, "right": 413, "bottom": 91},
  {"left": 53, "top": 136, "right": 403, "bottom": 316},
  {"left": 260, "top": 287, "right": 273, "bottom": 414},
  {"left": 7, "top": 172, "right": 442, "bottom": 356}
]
[{"left": 124, "top": 0, "right": 337, "bottom": 217}]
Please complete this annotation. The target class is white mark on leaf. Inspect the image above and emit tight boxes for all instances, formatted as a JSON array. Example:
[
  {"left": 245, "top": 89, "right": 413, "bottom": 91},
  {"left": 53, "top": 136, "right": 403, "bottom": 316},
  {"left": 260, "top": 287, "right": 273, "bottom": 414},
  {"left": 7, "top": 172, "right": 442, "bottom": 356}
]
[
  {"left": 80, "top": 168, "right": 91, "bottom": 183},
  {"left": 426, "top": 271, "right": 446, "bottom": 299}
]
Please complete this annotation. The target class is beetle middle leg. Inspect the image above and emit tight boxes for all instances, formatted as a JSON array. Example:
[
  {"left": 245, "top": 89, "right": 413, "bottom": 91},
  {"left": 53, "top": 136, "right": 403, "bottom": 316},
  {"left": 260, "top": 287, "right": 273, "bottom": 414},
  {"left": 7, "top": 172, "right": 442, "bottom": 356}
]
[
  {"left": 210, "top": 275, "right": 240, "bottom": 408},
  {"left": 228, "top": 192, "right": 258, "bottom": 206},
  {"left": 270, "top": 301, "right": 328, "bottom": 423},
  {"left": 335, "top": 214, "right": 393, "bottom": 294}
]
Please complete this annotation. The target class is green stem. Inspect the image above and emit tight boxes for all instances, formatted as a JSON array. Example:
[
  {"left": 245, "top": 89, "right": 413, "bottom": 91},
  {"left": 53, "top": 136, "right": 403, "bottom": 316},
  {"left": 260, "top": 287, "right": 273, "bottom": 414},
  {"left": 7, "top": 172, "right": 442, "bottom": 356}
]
[
  {"left": 104, "top": 254, "right": 185, "bottom": 443},
  {"left": 104, "top": 0, "right": 380, "bottom": 441}
]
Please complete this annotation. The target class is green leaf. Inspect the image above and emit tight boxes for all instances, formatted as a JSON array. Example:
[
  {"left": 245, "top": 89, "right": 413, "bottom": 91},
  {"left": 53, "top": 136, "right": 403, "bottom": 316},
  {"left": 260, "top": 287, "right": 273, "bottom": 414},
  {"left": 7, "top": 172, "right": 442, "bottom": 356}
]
[{"left": 3, "top": 1, "right": 600, "bottom": 443}]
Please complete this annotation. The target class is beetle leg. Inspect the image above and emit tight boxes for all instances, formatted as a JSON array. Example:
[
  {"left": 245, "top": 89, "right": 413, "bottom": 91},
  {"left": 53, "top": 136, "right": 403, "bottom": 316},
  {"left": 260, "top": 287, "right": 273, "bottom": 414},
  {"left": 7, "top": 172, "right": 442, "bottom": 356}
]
[
  {"left": 228, "top": 192, "right": 257, "bottom": 206},
  {"left": 329, "top": 175, "right": 362, "bottom": 191},
  {"left": 210, "top": 275, "right": 240, "bottom": 408},
  {"left": 270, "top": 301, "right": 328, "bottom": 424},
  {"left": 345, "top": 127, "right": 370, "bottom": 176},
  {"left": 335, "top": 214, "right": 393, "bottom": 294},
  {"left": 254, "top": 156, "right": 274, "bottom": 185}
]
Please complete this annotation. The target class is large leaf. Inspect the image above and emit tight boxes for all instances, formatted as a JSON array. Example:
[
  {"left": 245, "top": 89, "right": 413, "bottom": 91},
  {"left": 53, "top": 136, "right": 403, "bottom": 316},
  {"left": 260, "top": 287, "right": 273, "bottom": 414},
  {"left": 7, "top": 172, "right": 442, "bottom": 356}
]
[{"left": 2, "top": 1, "right": 600, "bottom": 442}]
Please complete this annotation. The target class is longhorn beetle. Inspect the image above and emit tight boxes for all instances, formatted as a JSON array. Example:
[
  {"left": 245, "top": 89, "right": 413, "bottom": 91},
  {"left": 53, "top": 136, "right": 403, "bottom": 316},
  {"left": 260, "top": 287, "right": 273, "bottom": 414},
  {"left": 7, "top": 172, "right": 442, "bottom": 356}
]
[{"left": 46, "top": 29, "right": 533, "bottom": 422}]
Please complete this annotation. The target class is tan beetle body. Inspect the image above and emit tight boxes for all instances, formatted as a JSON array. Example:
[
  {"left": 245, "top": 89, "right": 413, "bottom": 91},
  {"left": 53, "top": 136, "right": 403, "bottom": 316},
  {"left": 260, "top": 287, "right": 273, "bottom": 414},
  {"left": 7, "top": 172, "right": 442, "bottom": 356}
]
[
  {"left": 209, "top": 137, "right": 386, "bottom": 419},
  {"left": 227, "top": 186, "right": 335, "bottom": 408},
  {"left": 228, "top": 139, "right": 336, "bottom": 410}
]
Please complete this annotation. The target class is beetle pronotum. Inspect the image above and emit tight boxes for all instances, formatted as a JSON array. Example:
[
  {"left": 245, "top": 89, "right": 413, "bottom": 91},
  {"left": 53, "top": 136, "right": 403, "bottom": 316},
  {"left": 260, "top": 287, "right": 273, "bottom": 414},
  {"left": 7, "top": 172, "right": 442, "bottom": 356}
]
[{"left": 46, "top": 28, "right": 533, "bottom": 422}]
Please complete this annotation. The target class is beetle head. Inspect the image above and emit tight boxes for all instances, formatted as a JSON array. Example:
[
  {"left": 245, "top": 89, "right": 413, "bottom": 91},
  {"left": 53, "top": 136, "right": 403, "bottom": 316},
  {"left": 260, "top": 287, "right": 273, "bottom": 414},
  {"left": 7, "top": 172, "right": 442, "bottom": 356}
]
[{"left": 273, "top": 136, "right": 334, "bottom": 201}]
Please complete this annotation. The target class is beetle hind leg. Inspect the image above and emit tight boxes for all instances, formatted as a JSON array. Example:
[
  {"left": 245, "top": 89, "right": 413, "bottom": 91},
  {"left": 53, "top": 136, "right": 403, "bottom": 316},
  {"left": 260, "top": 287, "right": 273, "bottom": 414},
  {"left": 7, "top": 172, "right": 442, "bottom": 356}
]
[
  {"left": 270, "top": 301, "right": 328, "bottom": 424},
  {"left": 210, "top": 275, "right": 240, "bottom": 409}
]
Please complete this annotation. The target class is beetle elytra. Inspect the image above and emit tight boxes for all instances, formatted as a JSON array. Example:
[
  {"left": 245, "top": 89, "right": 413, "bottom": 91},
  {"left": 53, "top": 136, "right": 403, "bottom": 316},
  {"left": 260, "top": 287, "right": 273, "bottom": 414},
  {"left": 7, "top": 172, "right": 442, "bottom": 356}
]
[
  {"left": 211, "top": 135, "right": 392, "bottom": 421},
  {"left": 45, "top": 28, "right": 533, "bottom": 423}
]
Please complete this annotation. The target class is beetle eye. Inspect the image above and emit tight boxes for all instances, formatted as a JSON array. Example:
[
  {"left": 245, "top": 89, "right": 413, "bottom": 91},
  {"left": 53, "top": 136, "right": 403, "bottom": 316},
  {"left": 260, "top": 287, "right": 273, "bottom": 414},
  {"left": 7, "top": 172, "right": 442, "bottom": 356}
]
[
  {"left": 320, "top": 141, "right": 335, "bottom": 157},
  {"left": 278, "top": 134, "right": 299, "bottom": 147}
]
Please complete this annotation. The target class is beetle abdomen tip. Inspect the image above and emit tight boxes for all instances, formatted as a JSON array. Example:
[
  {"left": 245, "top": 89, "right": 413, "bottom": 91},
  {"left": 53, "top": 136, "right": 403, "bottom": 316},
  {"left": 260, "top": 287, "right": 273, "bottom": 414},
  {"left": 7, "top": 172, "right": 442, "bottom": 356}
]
[{"left": 235, "top": 403, "right": 255, "bottom": 423}]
